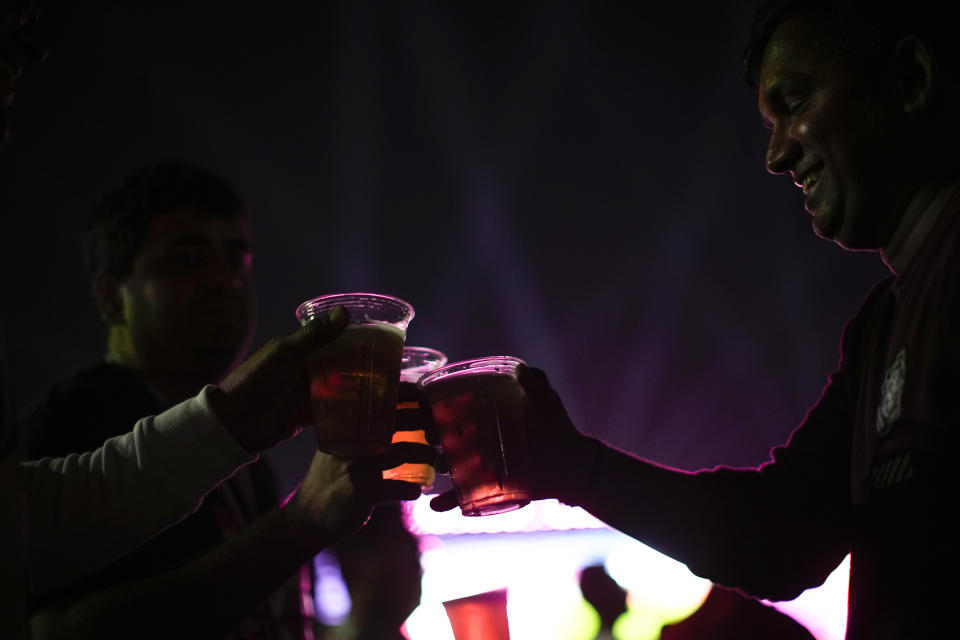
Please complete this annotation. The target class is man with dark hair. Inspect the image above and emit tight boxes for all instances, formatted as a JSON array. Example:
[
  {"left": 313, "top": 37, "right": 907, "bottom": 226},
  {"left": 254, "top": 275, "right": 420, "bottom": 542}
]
[
  {"left": 26, "top": 162, "right": 257, "bottom": 456},
  {"left": 431, "top": 2, "right": 960, "bottom": 637},
  {"left": 2, "top": 6, "right": 427, "bottom": 639},
  {"left": 22, "top": 161, "right": 345, "bottom": 639}
]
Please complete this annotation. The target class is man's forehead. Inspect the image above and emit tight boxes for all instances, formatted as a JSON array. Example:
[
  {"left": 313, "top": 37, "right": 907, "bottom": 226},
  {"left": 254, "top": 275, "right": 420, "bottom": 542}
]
[
  {"left": 145, "top": 207, "right": 254, "bottom": 244},
  {"left": 758, "top": 17, "right": 819, "bottom": 92}
]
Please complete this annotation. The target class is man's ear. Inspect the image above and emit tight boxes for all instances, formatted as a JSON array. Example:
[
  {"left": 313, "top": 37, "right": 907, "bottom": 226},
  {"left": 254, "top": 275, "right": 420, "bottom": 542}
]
[
  {"left": 92, "top": 271, "right": 125, "bottom": 325},
  {"left": 896, "top": 35, "right": 935, "bottom": 114}
]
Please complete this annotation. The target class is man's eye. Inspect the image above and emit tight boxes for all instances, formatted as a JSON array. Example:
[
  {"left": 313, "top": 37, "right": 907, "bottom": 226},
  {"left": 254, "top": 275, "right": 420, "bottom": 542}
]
[{"left": 784, "top": 95, "right": 807, "bottom": 114}]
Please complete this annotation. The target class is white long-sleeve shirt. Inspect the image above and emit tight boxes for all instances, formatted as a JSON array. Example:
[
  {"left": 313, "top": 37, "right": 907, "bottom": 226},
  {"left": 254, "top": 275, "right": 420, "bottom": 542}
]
[{"left": 11, "top": 385, "right": 255, "bottom": 597}]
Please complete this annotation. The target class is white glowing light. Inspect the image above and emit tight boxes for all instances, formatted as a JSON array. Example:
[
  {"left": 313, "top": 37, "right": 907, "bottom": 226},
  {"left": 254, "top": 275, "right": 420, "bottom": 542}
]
[
  {"left": 393, "top": 496, "right": 848, "bottom": 640},
  {"left": 407, "top": 494, "right": 608, "bottom": 536}
]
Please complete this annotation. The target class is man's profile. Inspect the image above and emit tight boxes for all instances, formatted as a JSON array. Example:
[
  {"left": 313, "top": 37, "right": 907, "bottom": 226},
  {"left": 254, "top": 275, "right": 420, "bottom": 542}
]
[{"left": 434, "top": 2, "right": 960, "bottom": 638}]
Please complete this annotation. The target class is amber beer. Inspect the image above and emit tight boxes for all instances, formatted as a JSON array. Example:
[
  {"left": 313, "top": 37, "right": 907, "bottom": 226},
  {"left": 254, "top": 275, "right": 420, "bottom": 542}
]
[
  {"left": 420, "top": 357, "right": 531, "bottom": 516},
  {"left": 382, "top": 347, "right": 448, "bottom": 487},
  {"left": 296, "top": 293, "right": 414, "bottom": 457}
]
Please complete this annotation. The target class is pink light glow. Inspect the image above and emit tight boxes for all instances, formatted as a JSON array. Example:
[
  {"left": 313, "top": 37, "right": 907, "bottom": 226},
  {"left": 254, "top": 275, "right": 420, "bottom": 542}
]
[{"left": 766, "top": 555, "right": 850, "bottom": 640}]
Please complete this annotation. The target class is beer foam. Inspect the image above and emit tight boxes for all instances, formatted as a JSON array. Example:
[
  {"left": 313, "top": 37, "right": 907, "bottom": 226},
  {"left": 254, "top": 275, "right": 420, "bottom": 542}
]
[{"left": 344, "top": 320, "right": 406, "bottom": 340}]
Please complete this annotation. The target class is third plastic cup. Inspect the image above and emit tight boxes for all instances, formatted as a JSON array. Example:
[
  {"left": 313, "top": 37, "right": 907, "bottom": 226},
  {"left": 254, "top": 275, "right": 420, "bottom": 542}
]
[
  {"left": 419, "top": 356, "right": 532, "bottom": 516},
  {"left": 382, "top": 346, "right": 448, "bottom": 488}
]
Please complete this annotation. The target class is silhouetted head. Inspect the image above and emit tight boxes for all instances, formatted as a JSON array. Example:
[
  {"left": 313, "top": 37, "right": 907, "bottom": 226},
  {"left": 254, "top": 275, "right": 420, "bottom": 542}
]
[
  {"left": 745, "top": 0, "right": 960, "bottom": 250},
  {"left": 85, "top": 161, "right": 255, "bottom": 401},
  {"left": 333, "top": 503, "right": 423, "bottom": 637},
  {"left": 579, "top": 564, "right": 627, "bottom": 630}
]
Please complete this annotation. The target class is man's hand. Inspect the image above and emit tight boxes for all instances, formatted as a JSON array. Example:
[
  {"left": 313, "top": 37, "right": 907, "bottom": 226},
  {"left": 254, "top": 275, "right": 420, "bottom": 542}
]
[
  {"left": 395, "top": 381, "right": 435, "bottom": 435},
  {"left": 429, "top": 363, "right": 596, "bottom": 512},
  {"left": 284, "top": 444, "right": 432, "bottom": 544},
  {"left": 209, "top": 307, "right": 349, "bottom": 453}
]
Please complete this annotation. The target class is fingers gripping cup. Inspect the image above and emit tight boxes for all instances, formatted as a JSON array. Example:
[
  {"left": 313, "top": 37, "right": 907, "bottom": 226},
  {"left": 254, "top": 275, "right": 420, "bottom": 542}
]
[
  {"left": 296, "top": 293, "right": 414, "bottom": 456},
  {"left": 419, "top": 357, "right": 531, "bottom": 516},
  {"left": 382, "top": 347, "right": 448, "bottom": 487}
]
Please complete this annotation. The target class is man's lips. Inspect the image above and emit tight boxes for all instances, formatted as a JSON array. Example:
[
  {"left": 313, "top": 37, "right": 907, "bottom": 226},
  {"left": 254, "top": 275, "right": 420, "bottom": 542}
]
[{"left": 795, "top": 167, "right": 823, "bottom": 196}]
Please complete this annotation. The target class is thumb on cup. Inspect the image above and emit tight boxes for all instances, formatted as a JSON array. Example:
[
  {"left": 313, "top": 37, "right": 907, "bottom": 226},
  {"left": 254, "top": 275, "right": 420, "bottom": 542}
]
[
  {"left": 296, "top": 306, "right": 349, "bottom": 353},
  {"left": 429, "top": 490, "right": 459, "bottom": 512}
]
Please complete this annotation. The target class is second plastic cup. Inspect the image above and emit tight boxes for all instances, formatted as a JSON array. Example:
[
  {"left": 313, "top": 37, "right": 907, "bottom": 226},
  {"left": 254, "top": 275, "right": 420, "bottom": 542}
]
[
  {"left": 419, "top": 356, "right": 531, "bottom": 516},
  {"left": 382, "top": 346, "right": 448, "bottom": 488},
  {"left": 295, "top": 293, "right": 414, "bottom": 456}
]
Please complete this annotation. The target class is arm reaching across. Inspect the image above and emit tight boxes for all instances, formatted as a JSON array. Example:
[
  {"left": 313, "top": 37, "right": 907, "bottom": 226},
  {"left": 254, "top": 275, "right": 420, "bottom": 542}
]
[
  {"left": 18, "top": 308, "right": 348, "bottom": 597},
  {"left": 434, "top": 363, "right": 853, "bottom": 601},
  {"left": 29, "top": 445, "right": 428, "bottom": 639}
]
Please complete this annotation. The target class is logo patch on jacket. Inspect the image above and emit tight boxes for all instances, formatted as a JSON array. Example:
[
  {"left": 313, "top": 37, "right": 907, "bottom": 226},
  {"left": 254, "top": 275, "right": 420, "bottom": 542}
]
[{"left": 876, "top": 347, "right": 906, "bottom": 438}]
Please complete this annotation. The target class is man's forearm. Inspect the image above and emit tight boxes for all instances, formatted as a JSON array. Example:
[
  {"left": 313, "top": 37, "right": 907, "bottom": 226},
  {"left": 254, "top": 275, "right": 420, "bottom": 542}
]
[
  {"left": 30, "top": 505, "right": 331, "bottom": 639},
  {"left": 566, "top": 441, "right": 849, "bottom": 601},
  {"left": 19, "top": 385, "right": 255, "bottom": 596}
]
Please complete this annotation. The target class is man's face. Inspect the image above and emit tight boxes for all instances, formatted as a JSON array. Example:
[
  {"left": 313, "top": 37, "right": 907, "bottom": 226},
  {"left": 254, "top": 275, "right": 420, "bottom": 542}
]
[
  {"left": 119, "top": 207, "right": 255, "bottom": 384},
  {"left": 758, "top": 17, "right": 915, "bottom": 250}
]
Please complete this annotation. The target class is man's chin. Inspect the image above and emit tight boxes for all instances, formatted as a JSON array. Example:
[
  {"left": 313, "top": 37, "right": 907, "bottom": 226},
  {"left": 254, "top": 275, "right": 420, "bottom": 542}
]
[{"left": 811, "top": 208, "right": 839, "bottom": 243}]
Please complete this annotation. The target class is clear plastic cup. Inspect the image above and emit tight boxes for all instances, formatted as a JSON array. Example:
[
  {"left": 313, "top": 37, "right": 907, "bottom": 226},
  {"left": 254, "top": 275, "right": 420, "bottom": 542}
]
[
  {"left": 295, "top": 293, "right": 414, "bottom": 456},
  {"left": 382, "top": 347, "right": 448, "bottom": 487},
  {"left": 443, "top": 589, "right": 511, "bottom": 640},
  {"left": 419, "top": 356, "right": 531, "bottom": 516}
]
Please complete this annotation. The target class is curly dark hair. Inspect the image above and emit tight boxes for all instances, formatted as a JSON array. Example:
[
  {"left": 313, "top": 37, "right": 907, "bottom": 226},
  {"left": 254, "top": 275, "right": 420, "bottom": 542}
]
[
  {"left": 84, "top": 161, "right": 246, "bottom": 278},
  {"left": 743, "top": 0, "right": 958, "bottom": 91}
]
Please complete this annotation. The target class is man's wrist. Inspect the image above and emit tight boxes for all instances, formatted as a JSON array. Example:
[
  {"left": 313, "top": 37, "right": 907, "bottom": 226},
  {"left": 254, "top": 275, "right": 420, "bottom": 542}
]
[
  {"left": 205, "top": 385, "right": 257, "bottom": 455},
  {"left": 567, "top": 435, "right": 607, "bottom": 508}
]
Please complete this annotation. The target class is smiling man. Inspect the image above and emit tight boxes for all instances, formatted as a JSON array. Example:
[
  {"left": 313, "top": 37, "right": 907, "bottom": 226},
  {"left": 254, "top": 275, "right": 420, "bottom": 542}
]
[{"left": 440, "top": 2, "right": 960, "bottom": 638}]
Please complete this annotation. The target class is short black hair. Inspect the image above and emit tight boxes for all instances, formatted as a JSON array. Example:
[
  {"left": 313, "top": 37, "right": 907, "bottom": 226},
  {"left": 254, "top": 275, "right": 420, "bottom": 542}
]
[
  {"left": 84, "top": 161, "right": 245, "bottom": 278},
  {"left": 743, "top": 0, "right": 958, "bottom": 91}
]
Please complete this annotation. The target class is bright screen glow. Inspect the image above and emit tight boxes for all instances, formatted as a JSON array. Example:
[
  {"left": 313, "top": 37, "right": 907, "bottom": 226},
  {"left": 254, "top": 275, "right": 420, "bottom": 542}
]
[{"left": 318, "top": 495, "right": 849, "bottom": 639}]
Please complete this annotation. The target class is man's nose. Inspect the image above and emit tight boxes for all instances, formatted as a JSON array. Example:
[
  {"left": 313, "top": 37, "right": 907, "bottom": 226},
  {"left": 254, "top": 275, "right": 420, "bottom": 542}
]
[
  {"left": 207, "top": 253, "right": 248, "bottom": 289},
  {"left": 765, "top": 125, "right": 801, "bottom": 176}
]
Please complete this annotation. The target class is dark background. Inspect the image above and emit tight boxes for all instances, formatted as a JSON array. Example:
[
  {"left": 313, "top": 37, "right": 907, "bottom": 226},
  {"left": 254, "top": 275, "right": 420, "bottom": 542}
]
[{"left": 1, "top": 1, "right": 888, "bottom": 489}]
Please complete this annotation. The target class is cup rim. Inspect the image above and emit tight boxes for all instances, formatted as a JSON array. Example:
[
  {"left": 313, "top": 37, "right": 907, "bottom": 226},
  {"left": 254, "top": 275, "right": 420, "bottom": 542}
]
[
  {"left": 402, "top": 346, "right": 448, "bottom": 366},
  {"left": 401, "top": 346, "right": 448, "bottom": 382},
  {"left": 295, "top": 292, "right": 415, "bottom": 330},
  {"left": 417, "top": 356, "right": 525, "bottom": 388}
]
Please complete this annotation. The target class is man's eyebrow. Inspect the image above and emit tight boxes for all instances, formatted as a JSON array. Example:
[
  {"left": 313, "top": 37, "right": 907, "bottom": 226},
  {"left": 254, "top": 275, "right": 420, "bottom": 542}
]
[
  {"left": 226, "top": 238, "right": 253, "bottom": 251},
  {"left": 165, "top": 235, "right": 253, "bottom": 250}
]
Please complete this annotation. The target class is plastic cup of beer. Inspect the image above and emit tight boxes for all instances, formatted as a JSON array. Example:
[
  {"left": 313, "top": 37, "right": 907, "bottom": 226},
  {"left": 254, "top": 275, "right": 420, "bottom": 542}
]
[
  {"left": 418, "top": 356, "right": 531, "bottom": 516},
  {"left": 295, "top": 293, "right": 414, "bottom": 456},
  {"left": 382, "top": 346, "right": 448, "bottom": 488}
]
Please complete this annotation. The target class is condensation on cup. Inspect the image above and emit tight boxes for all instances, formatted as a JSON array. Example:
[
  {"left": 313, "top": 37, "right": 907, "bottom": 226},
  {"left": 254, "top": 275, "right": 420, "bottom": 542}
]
[
  {"left": 295, "top": 293, "right": 414, "bottom": 457},
  {"left": 382, "top": 346, "right": 448, "bottom": 488},
  {"left": 419, "top": 356, "right": 531, "bottom": 516}
]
